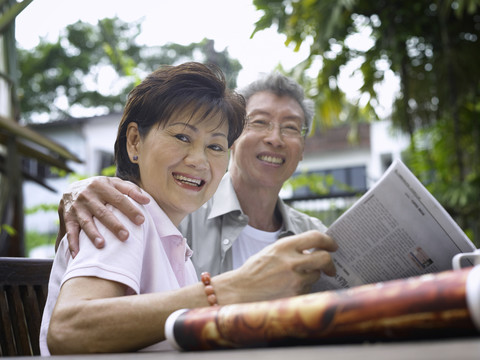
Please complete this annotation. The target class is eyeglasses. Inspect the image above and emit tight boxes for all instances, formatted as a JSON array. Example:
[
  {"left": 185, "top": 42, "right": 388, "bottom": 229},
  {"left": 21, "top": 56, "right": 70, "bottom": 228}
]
[{"left": 246, "top": 117, "right": 308, "bottom": 138}]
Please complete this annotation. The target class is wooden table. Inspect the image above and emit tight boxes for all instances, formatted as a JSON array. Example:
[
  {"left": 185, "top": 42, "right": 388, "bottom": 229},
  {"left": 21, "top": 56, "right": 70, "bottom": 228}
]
[{"left": 14, "top": 337, "right": 480, "bottom": 359}]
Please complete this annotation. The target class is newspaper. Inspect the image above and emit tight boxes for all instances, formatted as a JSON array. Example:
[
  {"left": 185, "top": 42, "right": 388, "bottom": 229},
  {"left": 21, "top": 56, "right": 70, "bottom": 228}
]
[{"left": 312, "top": 159, "right": 476, "bottom": 292}]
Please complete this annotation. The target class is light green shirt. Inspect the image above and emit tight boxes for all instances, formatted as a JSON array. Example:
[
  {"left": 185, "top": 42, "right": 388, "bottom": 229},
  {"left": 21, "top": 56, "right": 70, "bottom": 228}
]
[{"left": 179, "top": 172, "right": 327, "bottom": 276}]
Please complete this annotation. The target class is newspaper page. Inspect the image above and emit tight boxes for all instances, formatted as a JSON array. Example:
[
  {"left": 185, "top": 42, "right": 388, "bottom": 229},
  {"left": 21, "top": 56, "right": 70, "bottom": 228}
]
[{"left": 312, "top": 159, "right": 476, "bottom": 292}]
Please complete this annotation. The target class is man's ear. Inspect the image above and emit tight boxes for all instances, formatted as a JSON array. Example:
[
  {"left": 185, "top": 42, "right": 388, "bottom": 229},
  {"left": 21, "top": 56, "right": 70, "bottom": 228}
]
[{"left": 126, "top": 122, "right": 141, "bottom": 162}]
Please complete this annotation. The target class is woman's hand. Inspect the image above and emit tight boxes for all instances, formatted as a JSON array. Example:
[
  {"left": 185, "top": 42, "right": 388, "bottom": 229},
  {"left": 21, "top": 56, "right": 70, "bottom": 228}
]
[
  {"left": 56, "top": 176, "right": 150, "bottom": 257},
  {"left": 213, "top": 230, "right": 338, "bottom": 303}
]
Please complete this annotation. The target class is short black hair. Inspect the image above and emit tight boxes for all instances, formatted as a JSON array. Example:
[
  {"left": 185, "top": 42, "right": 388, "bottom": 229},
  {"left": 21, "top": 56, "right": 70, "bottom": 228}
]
[{"left": 114, "top": 62, "right": 246, "bottom": 183}]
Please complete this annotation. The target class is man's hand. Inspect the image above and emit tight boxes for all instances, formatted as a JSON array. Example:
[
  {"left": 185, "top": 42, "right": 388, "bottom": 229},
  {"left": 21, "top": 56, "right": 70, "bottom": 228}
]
[
  {"left": 215, "top": 230, "right": 338, "bottom": 304},
  {"left": 56, "top": 177, "right": 150, "bottom": 257}
]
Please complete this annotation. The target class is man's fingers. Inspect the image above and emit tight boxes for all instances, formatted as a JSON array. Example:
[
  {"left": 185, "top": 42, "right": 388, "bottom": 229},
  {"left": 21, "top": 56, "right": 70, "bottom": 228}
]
[
  {"left": 291, "top": 230, "right": 338, "bottom": 253},
  {"left": 272, "top": 231, "right": 338, "bottom": 280},
  {"left": 74, "top": 210, "right": 107, "bottom": 244},
  {"left": 74, "top": 190, "right": 133, "bottom": 240},
  {"left": 71, "top": 197, "right": 130, "bottom": 242},
  {"left": 56, "top": 200, "right": 67, "bottom": 252},
  {"left": 65, "top": 222, "right": 81, "bottom": 258},
  {"left": 111, "top": 179, "right": 150, "bottom": 206},
  {"left": 58, "top": 176, "right": 147, "bottom": 256},
  {"left": 295, "top": 249, "right": 337, "bottom": 277},
  {"left": 314, "top": 251, "right": 337, "bottom": 277},
  {"left": 300, "top": 270, "right": 322, "bottom": 293},
  {"left": 92, "top": 205, "right": 130, "bottom": 241},
  {"left": 87, "top": 180, "right": 146, "bottom": 226}
]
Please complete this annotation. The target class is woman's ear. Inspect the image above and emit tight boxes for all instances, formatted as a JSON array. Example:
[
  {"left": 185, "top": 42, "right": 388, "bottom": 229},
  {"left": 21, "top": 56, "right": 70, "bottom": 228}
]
[{"left": 126, "top": 122, "right": 141, "bottom": 163}]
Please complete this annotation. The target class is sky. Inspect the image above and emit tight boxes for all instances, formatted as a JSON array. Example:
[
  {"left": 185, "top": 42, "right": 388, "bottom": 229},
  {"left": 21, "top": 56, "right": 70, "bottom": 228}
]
[
  {"left": 15, "top": 0, "right": 311, "bottom": 88},
  {"left": 15, "top": 0, "right": 398, "bottom": 118}
]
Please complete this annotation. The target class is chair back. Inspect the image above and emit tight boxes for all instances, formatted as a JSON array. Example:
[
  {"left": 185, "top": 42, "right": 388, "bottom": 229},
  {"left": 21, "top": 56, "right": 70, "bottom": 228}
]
[{"left": 0, "top": 257, "right": 53, "bottom": 356}]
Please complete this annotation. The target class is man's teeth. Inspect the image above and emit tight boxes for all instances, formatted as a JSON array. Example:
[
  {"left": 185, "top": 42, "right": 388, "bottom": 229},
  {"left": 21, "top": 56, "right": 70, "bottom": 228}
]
[
  {"left": 259, "top": 155, "right": 283, "bottom": 164},
  {"left": 174, "top": 174, "right": 202, "bottom": 186}
]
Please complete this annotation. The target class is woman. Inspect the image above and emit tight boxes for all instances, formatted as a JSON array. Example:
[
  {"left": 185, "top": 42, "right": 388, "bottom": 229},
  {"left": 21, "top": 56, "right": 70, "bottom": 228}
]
[{"left": 40, "top": 62, "right": 246, "bottom": 354}]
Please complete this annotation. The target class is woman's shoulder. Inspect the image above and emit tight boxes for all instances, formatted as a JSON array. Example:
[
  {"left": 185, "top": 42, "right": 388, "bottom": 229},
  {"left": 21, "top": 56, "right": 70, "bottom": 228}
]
[{"left": 121, "top": 187, "right": 176, "bottom": 229}]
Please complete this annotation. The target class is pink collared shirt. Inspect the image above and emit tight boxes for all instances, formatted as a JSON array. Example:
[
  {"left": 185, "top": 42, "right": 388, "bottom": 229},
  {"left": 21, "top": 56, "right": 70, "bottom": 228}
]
[{"left": 40, "top": 190, "right": 198, "bottom": 355}]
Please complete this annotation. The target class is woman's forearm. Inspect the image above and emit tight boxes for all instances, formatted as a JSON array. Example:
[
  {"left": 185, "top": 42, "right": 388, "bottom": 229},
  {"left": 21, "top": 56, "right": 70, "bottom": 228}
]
[{"left": 47, "top": 277, "right": 210, "bottom": 354}]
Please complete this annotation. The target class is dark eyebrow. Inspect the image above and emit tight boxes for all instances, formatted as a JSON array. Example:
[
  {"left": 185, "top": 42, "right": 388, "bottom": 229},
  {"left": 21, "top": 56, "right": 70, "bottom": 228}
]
[
  {"left": 168, "top": 122, "right": 197, "bottom": 131},
  {"left": 168, "top": 122, "right": 227, "bottom": 139}
]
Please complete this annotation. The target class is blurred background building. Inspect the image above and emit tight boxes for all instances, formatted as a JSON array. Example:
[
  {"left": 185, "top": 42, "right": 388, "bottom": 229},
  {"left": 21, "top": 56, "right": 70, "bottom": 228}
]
[{"left": 23, "top": 114, "right": 409, "bottom": 257}]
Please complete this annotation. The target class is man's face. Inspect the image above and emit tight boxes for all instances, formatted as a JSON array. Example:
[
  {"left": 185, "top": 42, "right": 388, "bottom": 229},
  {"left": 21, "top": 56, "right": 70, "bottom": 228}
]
[{"left": 230, "top": 91, "right": 305, "bottom": 190}]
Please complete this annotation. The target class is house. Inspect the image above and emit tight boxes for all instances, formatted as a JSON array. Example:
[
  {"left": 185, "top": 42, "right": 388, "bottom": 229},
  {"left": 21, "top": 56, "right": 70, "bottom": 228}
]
[
  {"left": 1, "top": 0, "right": 81, "bottom": 256},
  {"left": 282, "top": 120, "right": 409, "bottom": 223},
  {"left": 23, "top": 113, "right": 410, "bottom": 244},
  {"left": 24, "top": 113, "right": 121, "bottom": 236}
]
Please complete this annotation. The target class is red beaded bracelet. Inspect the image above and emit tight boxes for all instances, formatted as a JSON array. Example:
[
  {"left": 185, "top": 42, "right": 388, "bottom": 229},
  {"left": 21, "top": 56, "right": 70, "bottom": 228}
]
[{"left": 201, "top": 272, "right": 218, "bottom": 306}]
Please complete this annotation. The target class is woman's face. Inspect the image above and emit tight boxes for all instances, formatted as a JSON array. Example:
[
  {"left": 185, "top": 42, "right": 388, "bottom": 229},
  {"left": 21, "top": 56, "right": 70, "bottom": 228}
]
[{"left": 127, "top": 109, "right": 229, "bottom": 226}]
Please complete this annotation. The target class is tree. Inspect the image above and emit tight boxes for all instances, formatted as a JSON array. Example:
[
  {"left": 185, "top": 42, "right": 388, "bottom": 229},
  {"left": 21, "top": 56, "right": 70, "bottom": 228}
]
[
  {"left": 1, "top": 0, "right": 81, "bottom": 256},
  {"left": 252, "top": 0, "right": 480, "bottom": 244},
  {"left": 17, "top": 17, "right": 242, "bottom": 122}
]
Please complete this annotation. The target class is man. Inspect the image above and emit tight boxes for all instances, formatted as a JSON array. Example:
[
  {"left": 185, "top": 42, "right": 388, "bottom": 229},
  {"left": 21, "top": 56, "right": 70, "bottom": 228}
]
[{"left": 58, "top": 72, "right": 337, "bottom": 291}]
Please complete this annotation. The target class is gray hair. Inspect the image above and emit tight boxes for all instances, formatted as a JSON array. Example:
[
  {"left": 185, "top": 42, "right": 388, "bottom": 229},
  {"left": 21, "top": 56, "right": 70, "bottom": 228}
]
[{"left": 238, "top": 72, "right": 314, "bottom": 134}]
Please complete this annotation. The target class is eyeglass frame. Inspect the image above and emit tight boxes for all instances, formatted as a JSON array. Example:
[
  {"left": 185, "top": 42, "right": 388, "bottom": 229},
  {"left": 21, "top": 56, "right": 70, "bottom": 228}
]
[{"left": 245, "top": 116, "right": 309, "bottom": 138}]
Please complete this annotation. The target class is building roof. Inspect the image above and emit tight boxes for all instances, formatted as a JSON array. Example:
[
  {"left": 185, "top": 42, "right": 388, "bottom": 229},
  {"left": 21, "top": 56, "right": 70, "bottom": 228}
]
[{"left": 304, "top": 122, "right": 370, "bottom": 154}]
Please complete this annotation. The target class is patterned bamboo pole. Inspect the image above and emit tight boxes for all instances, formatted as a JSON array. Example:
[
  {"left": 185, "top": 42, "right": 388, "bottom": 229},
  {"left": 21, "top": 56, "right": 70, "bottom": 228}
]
[{"left": 166, "top": 267, "right": 480, "bottom": 351}]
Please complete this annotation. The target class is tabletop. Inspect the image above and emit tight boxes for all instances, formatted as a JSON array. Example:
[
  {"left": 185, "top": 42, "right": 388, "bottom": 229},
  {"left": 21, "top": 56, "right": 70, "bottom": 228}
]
[{"left": 13, "top": 337, "right": 480, "bottom": 360}]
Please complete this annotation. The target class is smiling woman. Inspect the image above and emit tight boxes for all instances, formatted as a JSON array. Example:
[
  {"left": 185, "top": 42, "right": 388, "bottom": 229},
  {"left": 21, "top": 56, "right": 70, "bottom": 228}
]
[
  {"left": 39, "top": 62, "right": 247, "bottom": 355},
  {"left": 113, "top": 64, "right": 244, "bottom": 226},
  {"left": 126, "top": 112, "right": 230, "bottom": 225}
]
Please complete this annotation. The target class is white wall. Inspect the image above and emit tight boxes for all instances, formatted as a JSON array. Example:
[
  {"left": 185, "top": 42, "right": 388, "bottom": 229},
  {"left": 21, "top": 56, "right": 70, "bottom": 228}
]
[
  {"left": 369, "top": 120, "right": 410, "bottom": 182},
  {"left": 82, "top": 113, "right": 120, "bottom": 175}
]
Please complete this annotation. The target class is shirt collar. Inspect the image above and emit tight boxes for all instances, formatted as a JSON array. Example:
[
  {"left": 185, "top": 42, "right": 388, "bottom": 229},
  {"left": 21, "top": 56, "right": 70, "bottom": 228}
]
[
  {"left": 140, "top": 189, "right": 194, "bottom": 261},
  {"left": 208, "top": 172, "right": 243, "bottom": 219},
  {"left": 207, "top": 173, "right": 295, "bottom": 236},
  {"left": 275, "top": 197, "right": 296, "bottom": 236}
]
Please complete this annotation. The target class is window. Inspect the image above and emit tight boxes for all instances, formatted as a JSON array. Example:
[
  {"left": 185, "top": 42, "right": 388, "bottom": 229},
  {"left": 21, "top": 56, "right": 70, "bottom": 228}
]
[
  {"left": 21, "top": 158, "right": 60, "bottom": 180},
  {"left": 289, "top": 166, "right": 367, "bottom": 200}
]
